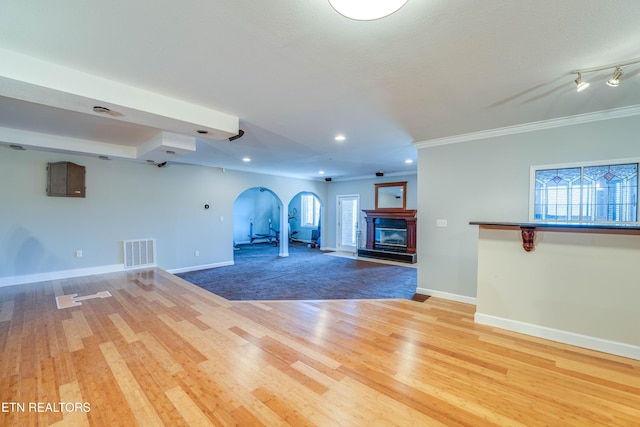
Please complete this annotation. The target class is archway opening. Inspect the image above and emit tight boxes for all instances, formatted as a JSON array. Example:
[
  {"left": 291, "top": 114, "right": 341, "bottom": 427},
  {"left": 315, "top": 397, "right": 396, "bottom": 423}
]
[
  {"left": 288, "top": 192, "right": 323, "bottom": 249},
  {"left": 233, "top": 187, "right": 283, "bottom": 249}
]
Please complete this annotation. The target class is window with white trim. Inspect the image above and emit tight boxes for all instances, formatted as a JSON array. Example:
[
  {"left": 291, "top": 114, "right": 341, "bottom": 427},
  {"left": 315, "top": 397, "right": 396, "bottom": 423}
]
[
  {"left": 301, "top": 194, "right": 320, "bottom": 227},
  {"left": 532, "top": 161, "right": 638, "bottom": 223}
]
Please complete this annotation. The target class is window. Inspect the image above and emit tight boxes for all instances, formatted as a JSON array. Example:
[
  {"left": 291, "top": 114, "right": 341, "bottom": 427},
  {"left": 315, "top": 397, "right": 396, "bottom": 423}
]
[
  {"left": 532, "top": 161, "right": 638, "bottom": 223},
  {"left": 301, "top": 194, "right": 320, "bottom": 227}
]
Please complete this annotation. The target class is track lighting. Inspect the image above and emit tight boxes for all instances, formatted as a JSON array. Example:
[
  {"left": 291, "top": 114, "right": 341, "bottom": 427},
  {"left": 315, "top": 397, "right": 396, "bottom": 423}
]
[
  {"left": 572, "top": 58, "right": 640, "bottom": 92},
  {"left": 574, "top": 73, "right": 590, "bottom": 92},
  {"left": 606, "top": 67, "right": 623, "bottom": 87}
]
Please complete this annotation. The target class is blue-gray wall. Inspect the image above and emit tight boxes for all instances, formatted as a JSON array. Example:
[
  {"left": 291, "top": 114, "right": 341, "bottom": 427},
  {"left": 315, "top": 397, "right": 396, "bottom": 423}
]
[
  {"left": 5, "top": 113, "right": 636, "bottom": 294},
  {"left": 0, "top": 148, "right": 326, "bottom": 284},
  {"left": 416, "top": 114, "right": 640, "bottom": 299}
]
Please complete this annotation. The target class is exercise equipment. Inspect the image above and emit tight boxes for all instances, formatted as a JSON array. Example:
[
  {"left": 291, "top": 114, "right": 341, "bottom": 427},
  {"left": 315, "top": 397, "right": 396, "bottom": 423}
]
[
  {"left": 248, "top": 219, "right": 280, "bottom": 246},
  {"left": 288, "top": 207, "right": 300, "bottom": 242}
]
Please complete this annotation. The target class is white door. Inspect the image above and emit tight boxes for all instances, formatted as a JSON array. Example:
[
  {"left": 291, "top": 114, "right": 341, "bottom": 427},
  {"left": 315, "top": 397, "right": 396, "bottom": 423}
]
[{"left": 337, "top": 195, "right": 359, "bottom": 253}]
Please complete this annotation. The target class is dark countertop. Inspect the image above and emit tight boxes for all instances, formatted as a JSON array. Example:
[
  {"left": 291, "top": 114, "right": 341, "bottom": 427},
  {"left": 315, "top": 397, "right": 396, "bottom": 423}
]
[{"left": 469, "top": 221, "right": 640, "bottom": 231}]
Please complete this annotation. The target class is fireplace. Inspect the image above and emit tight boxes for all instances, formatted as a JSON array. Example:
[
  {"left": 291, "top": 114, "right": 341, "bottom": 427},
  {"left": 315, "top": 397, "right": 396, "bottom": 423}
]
[
  {"left": 358, "top": 209, "right": 417, "bottom": 263},
  {"left": 375, "top": 218, "right": 408, "bottom": 252}
]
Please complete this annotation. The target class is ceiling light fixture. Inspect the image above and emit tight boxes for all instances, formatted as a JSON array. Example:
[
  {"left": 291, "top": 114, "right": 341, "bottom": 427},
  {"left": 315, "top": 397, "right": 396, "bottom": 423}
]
[
  {"left": 572, "top": 58, "right": 640, "bottom": 92},
  {"left": 92, "top": 105, "right": 111, "bottom": 114},
  {"left": 574, "top": 73, "right": 590, "bottom": 92},
  {"left": 329, "top": 0, "right": 408, "bottom": 21},
  {"left": 242, "top": 157, "right": 251, "bottom": 162},
  {"left": 606, "top": 67, "right": 623, "bottom": 87},
  {"left": 404, "top": 159, "right": 413, "bottom": 164},
  {"left": 334, "top": 135, "right": 346, "bottom": 141}
]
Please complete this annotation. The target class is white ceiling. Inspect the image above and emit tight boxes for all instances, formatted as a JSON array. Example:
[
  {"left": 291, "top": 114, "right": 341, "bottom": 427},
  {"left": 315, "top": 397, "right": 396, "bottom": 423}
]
[{"left": 1, "top": 1, "right": 640, "bottom": 180}]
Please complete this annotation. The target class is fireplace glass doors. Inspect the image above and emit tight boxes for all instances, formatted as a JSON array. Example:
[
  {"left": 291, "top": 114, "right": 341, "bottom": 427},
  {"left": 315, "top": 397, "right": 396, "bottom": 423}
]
[{"left": 374, "top": 218, "right": 407, "bottom": 252}]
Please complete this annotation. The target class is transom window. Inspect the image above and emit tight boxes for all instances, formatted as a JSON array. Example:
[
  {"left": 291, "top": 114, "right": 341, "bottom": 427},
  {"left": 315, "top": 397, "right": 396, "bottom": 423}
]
[
  {"left": 531, "top": 161, "right": 638, "bottom": 223},
  {"left": 301, "top": 194, "right": 320, "bottom": 227}
]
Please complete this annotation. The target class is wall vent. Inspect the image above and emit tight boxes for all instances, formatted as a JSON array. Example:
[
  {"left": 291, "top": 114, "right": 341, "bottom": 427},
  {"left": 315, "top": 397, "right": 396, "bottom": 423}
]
[{"left": 123, "top": 239, "right": 156, "bottom": 269}]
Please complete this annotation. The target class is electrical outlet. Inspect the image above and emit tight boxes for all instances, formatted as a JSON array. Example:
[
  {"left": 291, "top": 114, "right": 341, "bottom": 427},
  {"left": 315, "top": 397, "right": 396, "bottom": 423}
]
[
  {"left": 75, "top": 250, "right": 83, "bottom": 258},
  {"left": 436, "top": 219, "right": 448, "bottom": 227},
  {"left": 194, "top": 250, "right": 200, "bottom": 257}
]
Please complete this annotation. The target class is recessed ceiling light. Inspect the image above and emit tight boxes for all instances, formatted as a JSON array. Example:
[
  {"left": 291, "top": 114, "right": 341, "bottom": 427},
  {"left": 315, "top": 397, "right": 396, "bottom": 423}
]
[
  {"left": 92, "top": 105, "right": 111, "bottom": 115},
  {"left": 319, "top": 170, "right": 325, "bottom": 175},
  {"left": 405, "top": 159, "right": 413, "bottom": 164},
  {"left": 335, "top": 135, "right": 346, "bottom": 141},
  {"left": 242, "top": 157, "right": 251, "bottom": 162}
]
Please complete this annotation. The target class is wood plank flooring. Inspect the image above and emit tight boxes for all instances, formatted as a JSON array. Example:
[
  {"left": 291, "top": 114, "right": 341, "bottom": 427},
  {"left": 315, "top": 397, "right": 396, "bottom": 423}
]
[{"left": 1, "top": 268, "right": 638, "bottom": 426}]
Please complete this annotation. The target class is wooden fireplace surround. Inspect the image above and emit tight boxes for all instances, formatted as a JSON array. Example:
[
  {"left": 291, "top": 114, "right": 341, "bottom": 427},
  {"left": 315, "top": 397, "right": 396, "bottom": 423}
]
[{"left": 362, "top": 209, "right": 417, "bottom": 254}]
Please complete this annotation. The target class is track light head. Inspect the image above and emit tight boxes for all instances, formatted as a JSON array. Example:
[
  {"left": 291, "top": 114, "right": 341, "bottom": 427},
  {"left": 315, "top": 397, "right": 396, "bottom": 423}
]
[
  {"left": 572, "top": 58, "right": 640, "bottom": 92},
  {"left": 606, "top": 67, "right": 623, "bottom": 87},
  {"left": 575, "top": 72, "right": 590, "bottom": 92}
]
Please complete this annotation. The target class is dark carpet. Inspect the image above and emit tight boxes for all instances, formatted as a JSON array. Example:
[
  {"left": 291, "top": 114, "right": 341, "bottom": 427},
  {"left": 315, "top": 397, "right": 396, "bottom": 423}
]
[{"left": 177, "top": 243, "right": 418, "bottom": 301}]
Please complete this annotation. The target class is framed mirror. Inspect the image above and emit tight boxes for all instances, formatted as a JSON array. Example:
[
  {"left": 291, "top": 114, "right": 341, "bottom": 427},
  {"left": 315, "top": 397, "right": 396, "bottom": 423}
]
[{"left": 375, "top": 181, "right": 407, "bottom": 210}]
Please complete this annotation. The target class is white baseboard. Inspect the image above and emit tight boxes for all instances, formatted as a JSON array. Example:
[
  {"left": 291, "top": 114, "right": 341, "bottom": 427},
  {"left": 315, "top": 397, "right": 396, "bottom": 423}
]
[
  {"left": 0, "top": 264, "right": 125, "bottom": 288},
  {"left": 0, "top": 261, "right": 236, "bottom": 288},
  {"left": 475, "top": 312, "right": 640, "bottom": 361},
  {"left": 168, "top": 261, "right": 234, "bottom": 274},
  {"left": 416, "top": 287, "right": 477, "bottom": 305}
]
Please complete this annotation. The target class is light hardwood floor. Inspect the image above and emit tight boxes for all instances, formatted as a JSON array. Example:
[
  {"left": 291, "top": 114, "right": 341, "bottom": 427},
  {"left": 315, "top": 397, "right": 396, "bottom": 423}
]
[{"left": 1, "top": 268, "right": 638, "bottom": 426}]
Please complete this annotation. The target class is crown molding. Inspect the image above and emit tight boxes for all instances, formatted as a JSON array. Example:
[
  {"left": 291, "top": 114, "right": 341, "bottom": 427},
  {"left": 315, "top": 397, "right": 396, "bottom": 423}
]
[
  {"left": 413, "top": 104, "right": 640, "bottom": 149},
  {"left": 329, "top": 170, "right": 417, "bottom": 183}
]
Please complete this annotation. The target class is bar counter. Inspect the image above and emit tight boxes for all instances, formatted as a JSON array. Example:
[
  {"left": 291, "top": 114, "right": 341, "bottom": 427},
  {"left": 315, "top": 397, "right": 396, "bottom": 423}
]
[{"left": 470, "top": 220, "right": 640, "bottom": 360}]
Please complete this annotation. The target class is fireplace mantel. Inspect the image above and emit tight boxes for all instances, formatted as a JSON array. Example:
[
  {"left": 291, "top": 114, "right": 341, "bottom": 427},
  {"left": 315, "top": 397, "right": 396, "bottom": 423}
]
[
  {"left": 359, "top": 209, "right": 417, "bottom": 263},
  {"left": 362, "top": 209, "right": 417, "bottom": 220}
]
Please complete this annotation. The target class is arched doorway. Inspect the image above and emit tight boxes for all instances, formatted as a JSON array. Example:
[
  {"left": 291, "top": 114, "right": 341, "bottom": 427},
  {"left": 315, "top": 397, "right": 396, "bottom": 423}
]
[
  {"left": 233, "top": 187, "right": 288, "bottom": 257},
  {"left": 288, "top": 192, "right": 323, "bottom": 249}
]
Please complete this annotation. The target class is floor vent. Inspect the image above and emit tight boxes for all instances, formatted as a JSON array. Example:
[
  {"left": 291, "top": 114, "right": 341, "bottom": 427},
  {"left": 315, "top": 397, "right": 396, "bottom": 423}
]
[{"left": 123, "top": 239, "right": 156, "bottom": 269}]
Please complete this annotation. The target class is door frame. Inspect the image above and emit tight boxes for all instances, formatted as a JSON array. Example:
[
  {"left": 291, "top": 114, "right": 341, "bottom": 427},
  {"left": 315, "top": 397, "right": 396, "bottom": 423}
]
[{"left": 336, "top": 194, "right": 360, "bottom": 253}]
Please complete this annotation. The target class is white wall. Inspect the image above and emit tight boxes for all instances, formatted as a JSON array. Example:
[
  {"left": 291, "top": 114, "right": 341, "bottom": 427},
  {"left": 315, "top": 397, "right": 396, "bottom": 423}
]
[
  {"left": 475, "top": 227, "right": 640, "bottom": 357},
  {"left": 416, "top": 115, "right": 640, "bottom": 299},
  {"left": 0, "top": 148, "right": 326, "bottom": 285},
  {"left": 324, "top": 174, "right": 417, "bottom": 250}
]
